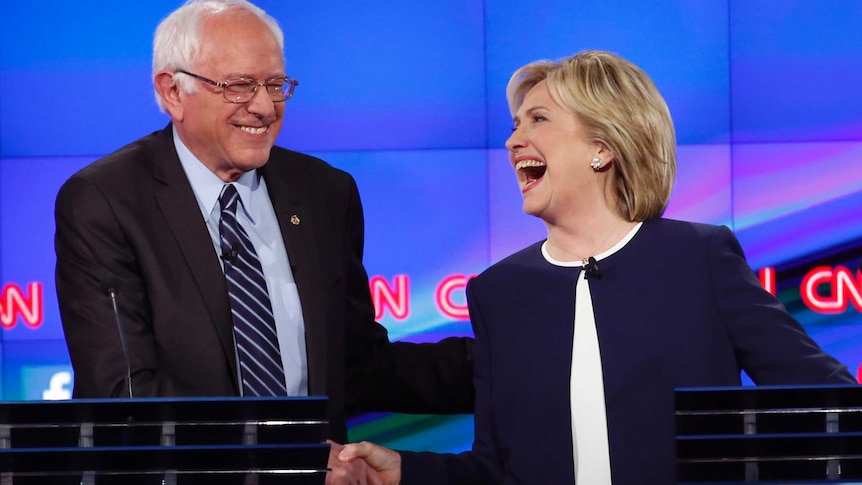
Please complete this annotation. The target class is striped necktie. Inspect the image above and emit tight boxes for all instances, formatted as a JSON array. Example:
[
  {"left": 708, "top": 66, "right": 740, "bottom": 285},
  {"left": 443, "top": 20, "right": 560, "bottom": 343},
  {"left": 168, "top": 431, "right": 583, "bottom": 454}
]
[{"left": 218, "top": 184, "right": 287, "bottom": 396}]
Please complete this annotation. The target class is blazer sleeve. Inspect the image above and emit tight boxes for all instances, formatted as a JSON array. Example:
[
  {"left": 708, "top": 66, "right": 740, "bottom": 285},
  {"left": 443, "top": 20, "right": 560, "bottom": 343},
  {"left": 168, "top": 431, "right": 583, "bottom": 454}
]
[
  {"left": 709, "top": 226, "right": 856, "bottom": 384},
  {"left": 55, "top": 174, "right": 161, "bottom": 398},
  {"left": 341, "top": 178, "right": 475, "bottom": 415},
  {"left": 399, "top": 278, "right": 499, "bottom": 484}
]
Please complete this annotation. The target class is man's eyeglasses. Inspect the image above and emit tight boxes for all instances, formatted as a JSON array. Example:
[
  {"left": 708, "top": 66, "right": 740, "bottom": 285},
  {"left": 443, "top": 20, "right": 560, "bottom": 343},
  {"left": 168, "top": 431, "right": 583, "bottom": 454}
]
[{"left": 176, "top": 70, "right": 298, "bottom": 103}]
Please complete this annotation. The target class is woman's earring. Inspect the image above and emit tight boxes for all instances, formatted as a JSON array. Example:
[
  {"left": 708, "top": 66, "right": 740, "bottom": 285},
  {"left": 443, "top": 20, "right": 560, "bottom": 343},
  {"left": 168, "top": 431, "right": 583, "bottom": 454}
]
[{"left": 590, "top": 157, "right": 602, "bottom": 171}]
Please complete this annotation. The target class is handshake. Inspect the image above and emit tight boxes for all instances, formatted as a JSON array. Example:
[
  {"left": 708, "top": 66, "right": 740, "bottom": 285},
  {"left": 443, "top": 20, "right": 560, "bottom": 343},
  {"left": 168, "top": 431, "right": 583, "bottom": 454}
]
[{"left": 326, "top": 441, "right": 402, "bottom": 485}]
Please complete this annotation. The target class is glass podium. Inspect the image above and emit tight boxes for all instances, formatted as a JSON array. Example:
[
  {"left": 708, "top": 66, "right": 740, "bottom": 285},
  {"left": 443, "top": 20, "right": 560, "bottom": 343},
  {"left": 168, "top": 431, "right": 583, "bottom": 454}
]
[
  {"left": 676, "top": 384, "right": 862, "bottom": 484},
  {"left": 0, "top": 396, "right": 330, "bottom": 484}
]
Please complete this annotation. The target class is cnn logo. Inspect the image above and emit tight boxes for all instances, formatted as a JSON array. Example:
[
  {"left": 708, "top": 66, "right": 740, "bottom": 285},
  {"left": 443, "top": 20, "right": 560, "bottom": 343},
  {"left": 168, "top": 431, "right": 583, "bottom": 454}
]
[{"left": 0, "top": 282, "right": 43, "bottom": 329}]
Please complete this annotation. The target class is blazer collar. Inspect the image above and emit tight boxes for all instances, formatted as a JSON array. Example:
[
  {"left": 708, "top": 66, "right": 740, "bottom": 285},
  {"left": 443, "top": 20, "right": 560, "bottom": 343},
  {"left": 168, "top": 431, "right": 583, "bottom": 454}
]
[
  {"left": 260, "top": 155, "right": 328, "bottom": 396},
  {"left": 151, "top": 124, "right": 240, "bottom": 392}
]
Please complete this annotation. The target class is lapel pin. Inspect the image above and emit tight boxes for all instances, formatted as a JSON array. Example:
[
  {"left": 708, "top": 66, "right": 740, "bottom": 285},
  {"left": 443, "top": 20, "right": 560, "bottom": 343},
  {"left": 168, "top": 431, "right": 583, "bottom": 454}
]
[{"left": 290, "top": 214, "right": 300, "bottom": 226}]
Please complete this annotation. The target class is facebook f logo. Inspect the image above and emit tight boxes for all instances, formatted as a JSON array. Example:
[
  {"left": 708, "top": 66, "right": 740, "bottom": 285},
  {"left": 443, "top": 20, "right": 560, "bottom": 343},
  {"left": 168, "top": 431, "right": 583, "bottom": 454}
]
[{"left": 42, "top": 371, "right": 72, "bottom": 400}]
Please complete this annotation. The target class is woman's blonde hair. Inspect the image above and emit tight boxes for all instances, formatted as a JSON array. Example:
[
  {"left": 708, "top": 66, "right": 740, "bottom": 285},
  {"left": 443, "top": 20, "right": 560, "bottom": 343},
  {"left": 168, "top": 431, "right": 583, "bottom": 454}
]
[{"left": 507, "top": 50, "right": 676, "bottom": 221}]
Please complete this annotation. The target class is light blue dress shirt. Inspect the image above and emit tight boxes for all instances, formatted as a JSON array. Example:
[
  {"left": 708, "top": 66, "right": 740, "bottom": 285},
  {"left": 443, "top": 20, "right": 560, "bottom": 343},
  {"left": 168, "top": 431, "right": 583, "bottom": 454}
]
[{"left": 173, "top": 127, "right": 308, "bottom": 396}]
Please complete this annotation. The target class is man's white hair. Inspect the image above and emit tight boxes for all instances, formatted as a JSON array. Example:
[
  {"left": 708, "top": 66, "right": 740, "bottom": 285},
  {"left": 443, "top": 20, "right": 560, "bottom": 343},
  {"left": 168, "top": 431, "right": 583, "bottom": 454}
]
[{"left": 151, "top": 0, "right": 284, "bottom": 112}]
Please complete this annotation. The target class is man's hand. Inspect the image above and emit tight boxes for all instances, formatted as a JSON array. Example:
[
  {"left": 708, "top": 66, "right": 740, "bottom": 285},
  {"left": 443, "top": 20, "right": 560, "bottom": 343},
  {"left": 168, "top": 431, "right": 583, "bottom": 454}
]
[
  {"left": 326, "top": 440, "right": 383, "bottom": 485},
  {"left": 338, "top": 441, "right": 402, "bottom": 485}
]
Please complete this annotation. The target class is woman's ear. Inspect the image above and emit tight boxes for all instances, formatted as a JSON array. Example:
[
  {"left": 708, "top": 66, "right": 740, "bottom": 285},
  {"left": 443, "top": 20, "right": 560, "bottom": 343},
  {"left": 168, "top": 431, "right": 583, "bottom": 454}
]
[{"left": 594, "top": 138, "right": 615, "bottom": 167}]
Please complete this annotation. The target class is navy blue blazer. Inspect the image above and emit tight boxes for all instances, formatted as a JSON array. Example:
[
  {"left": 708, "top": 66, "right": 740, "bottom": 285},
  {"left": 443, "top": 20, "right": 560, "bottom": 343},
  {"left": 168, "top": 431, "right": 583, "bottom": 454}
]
[{"left": 401, "top": 218, "right": 855, "bottom": 484}]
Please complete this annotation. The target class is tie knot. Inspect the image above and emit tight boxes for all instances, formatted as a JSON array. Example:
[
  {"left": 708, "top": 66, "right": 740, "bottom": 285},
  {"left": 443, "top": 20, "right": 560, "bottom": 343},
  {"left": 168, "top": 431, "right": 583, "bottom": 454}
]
[{"left": 219, "top": 184, "right": 240, "bottom": 214}]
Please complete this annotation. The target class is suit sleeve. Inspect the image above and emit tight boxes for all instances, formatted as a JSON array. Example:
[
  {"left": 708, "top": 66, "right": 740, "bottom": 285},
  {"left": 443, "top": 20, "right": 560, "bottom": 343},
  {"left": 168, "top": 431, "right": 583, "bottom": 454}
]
[
  {"left": 340, "top": 178, "right": 475, "bottom": 415},
  {"left": 709, "top": 226, "right": 856, "bottom": 384},
  {"left": 55, "top": 175, "right": 161, "bottom": 397}
]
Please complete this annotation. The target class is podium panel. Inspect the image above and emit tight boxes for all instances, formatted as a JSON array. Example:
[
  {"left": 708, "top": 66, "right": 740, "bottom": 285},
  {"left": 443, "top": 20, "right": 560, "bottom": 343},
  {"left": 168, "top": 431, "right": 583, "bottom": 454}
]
[
  {"left": 0, "top": 396, "right": 330, "bottom": 484},
  {"left": 676, "top": 385, "right": 862, "bottom": 484}
]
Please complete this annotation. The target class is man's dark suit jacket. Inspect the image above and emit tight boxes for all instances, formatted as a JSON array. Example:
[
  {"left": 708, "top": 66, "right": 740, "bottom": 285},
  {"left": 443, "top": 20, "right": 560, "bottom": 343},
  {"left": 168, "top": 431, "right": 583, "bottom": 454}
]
[
  {"left": 400, "top": 218, "right": 856, "bottom": 484},
  {"left": 55, "top": 125, "right": 473, "bottom": 442}
]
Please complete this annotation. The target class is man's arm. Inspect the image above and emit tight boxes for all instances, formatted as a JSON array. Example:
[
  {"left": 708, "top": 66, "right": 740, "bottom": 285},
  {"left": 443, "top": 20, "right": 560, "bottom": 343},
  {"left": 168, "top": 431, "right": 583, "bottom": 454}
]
[
  {"left": 345, "top": 338, "right": 475, "bottom": 414},
  {"left": 338, "top": 177, "right": 475, "bottom": 414},
  {"left": 55, "top": 174, "right": 160, "bottom": 397}
]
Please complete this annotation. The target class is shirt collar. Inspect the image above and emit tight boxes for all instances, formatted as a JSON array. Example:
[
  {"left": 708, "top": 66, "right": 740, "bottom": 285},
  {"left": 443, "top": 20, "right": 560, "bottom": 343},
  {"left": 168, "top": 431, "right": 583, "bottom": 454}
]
[
  {"left": 173, "top": 126, "right": 261, "bottom": 223},
  {"left": 541, "top": 222, "right": 644, "bottom": 267}
]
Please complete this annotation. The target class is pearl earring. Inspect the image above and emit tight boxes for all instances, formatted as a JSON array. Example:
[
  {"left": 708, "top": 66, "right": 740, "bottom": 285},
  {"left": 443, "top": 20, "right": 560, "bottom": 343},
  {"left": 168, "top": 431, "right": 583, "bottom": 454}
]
[{"left": 590, "top": 157, "right": 602, "bottom": 170}]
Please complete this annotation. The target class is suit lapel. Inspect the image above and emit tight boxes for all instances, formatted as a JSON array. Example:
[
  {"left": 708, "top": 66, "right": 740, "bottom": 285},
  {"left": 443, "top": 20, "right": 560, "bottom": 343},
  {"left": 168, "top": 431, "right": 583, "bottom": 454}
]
[
  {"left": 150, "top": 126, "right": 238, "bottom": 391},
  {"left": 261, "top": 157, "right": 328, "bottom": 396}
]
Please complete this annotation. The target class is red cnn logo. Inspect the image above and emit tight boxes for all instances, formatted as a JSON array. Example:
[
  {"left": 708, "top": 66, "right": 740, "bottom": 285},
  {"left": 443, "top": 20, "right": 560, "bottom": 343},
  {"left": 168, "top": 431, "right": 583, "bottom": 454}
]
[{"left": 1, "top": 282, "right": 44, "bottom": 329}]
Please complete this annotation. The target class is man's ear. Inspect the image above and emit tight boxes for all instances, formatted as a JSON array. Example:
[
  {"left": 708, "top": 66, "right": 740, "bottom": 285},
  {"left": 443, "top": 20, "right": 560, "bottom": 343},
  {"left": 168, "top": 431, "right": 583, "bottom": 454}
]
[{"left": 154, "top": 71, "right": 184, "bottom": 121}]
